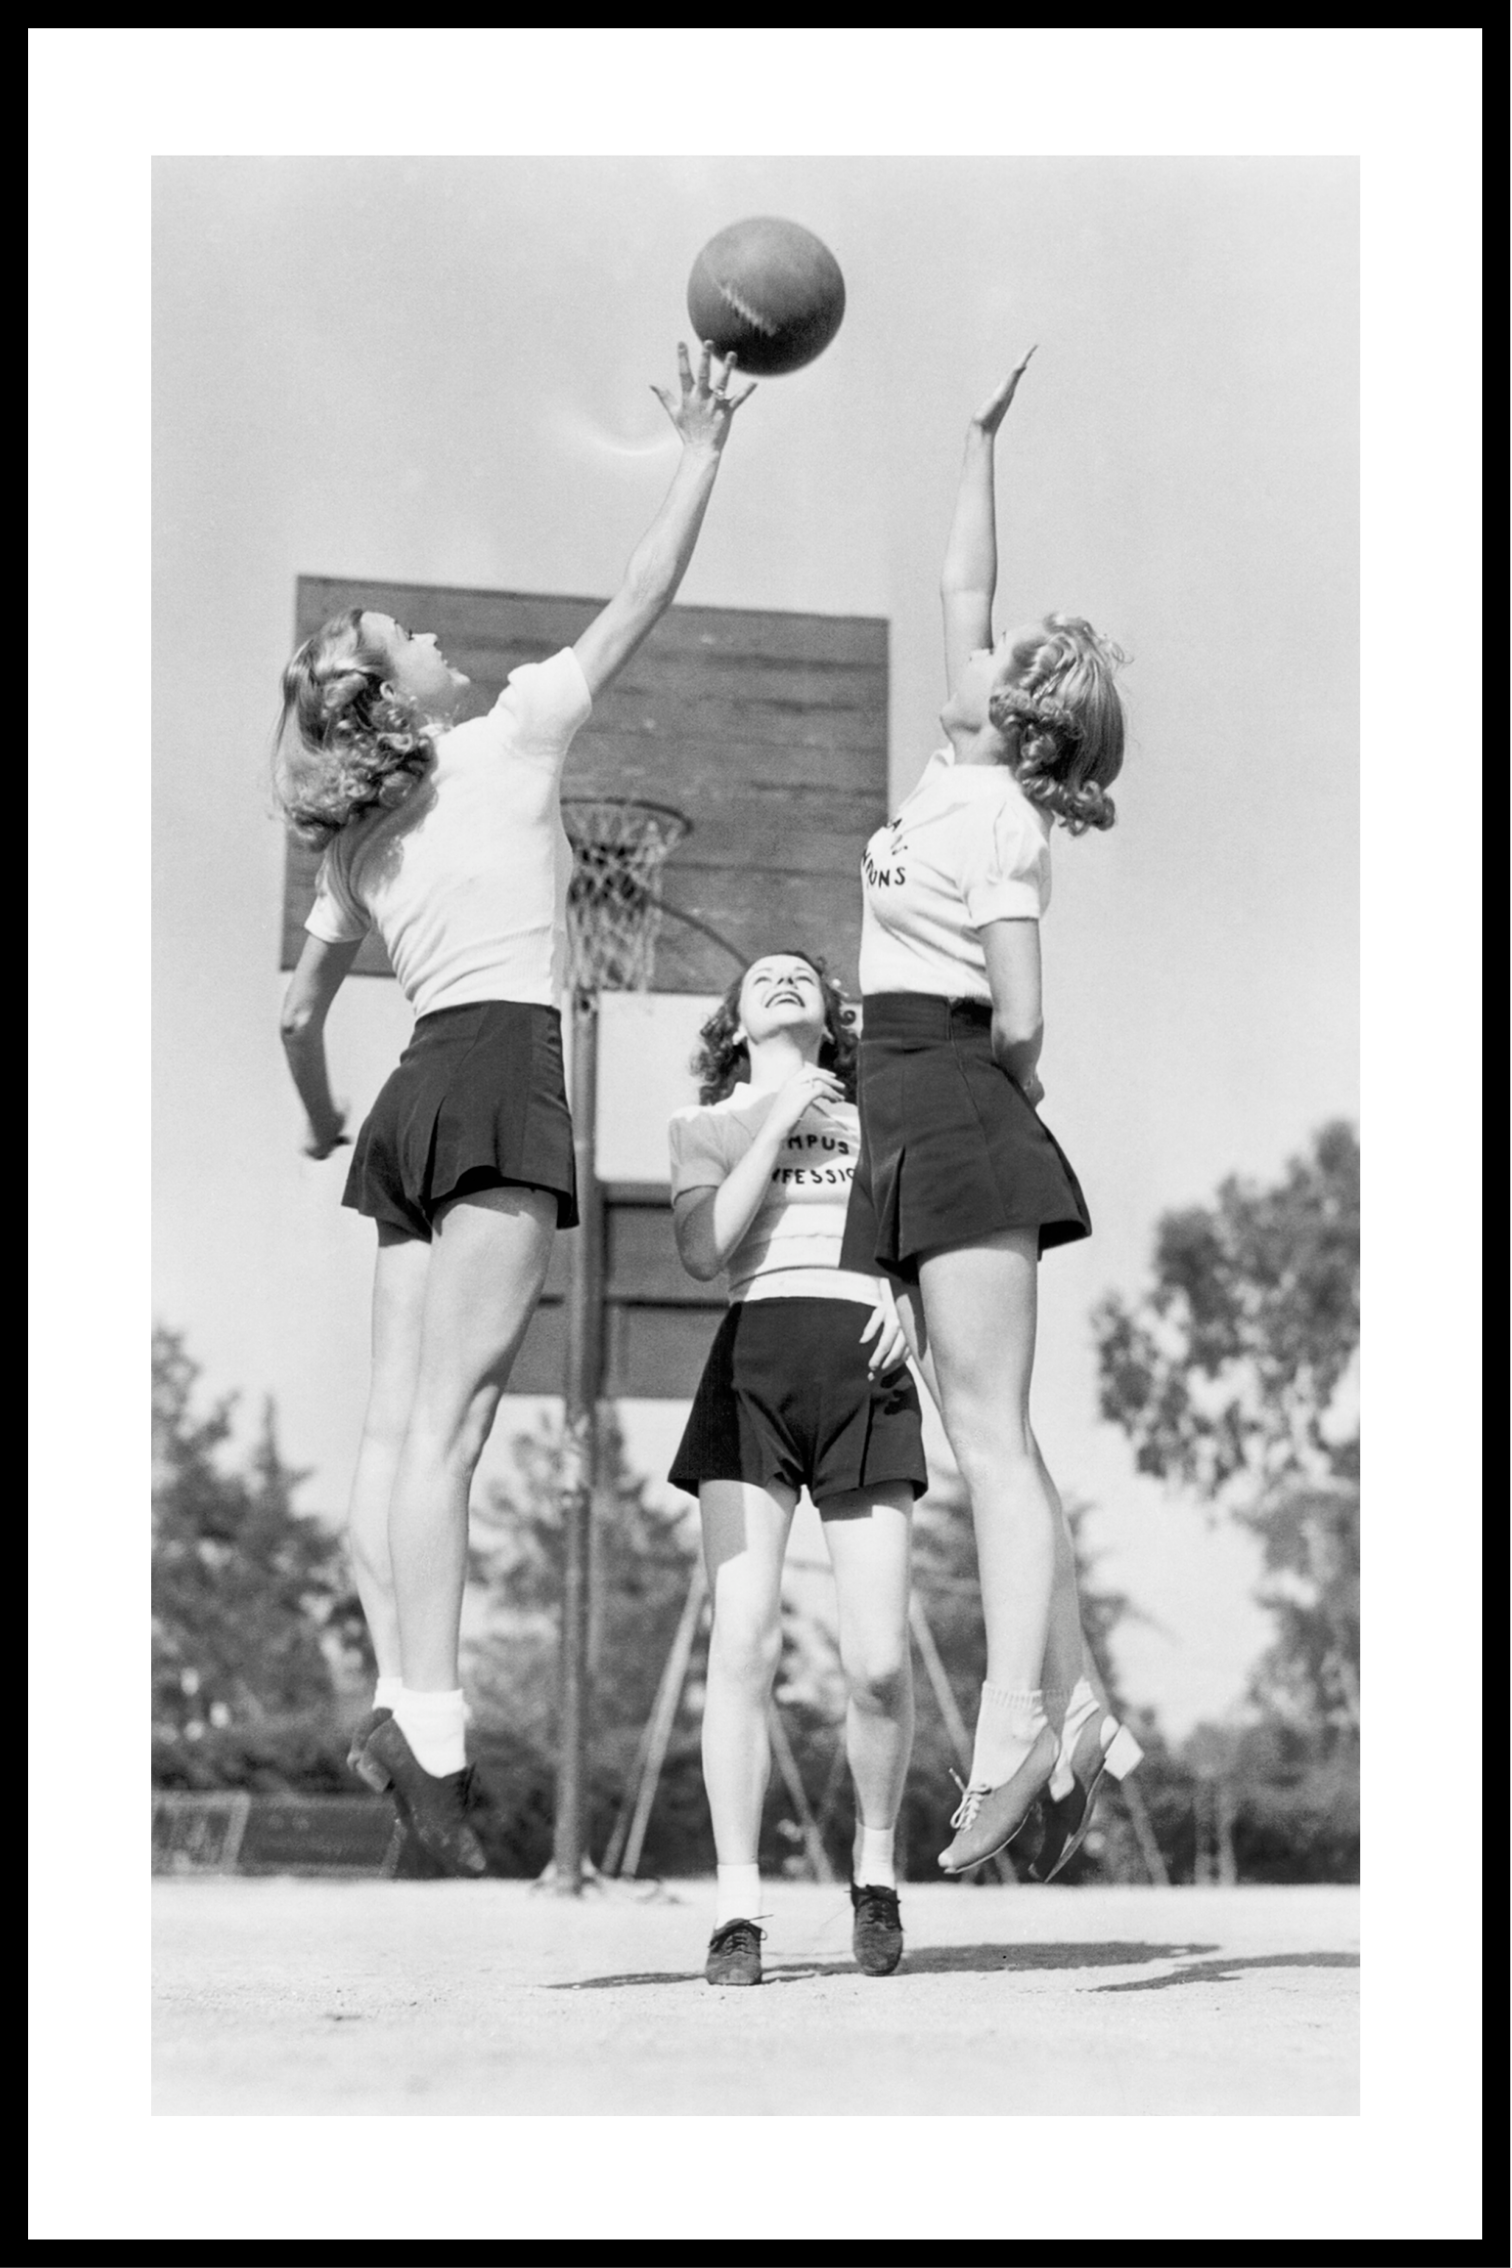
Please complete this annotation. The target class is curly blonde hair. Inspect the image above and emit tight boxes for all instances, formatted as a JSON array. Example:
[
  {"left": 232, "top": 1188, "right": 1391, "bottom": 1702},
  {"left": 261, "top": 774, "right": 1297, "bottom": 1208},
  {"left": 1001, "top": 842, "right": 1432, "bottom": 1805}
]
[
  {"left": 692, "top": 949, "right": 859, "bottom": 1106},
  {"left": 988, "top": 613, "right": 1128, "bottom": 835},
  {"left": 273, "top": 608, "right": 435, "bottom": 850}
]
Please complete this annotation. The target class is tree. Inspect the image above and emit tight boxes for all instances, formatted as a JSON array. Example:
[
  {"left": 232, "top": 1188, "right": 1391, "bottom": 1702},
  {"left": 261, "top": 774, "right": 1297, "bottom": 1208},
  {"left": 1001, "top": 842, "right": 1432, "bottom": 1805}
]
[
  {"left": 1092, "top": 1120, "right": 1359, "bottom": 1503},
  {"left": 1092, "top": 1125, "right": 1361, "bottom": 1879},
  {"left": 152, "top": 1325, "right": 366, "bottom": 1790}
]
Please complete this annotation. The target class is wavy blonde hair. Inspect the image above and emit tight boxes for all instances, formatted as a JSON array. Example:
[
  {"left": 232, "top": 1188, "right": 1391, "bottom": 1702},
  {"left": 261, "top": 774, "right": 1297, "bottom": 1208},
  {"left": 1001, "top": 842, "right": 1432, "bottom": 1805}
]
[
  {"left": 273, "top": 608, "right": 435, "bottom": 850},
  {"left": 988, "top": 613, "right": 1128, "bottom": 835}
]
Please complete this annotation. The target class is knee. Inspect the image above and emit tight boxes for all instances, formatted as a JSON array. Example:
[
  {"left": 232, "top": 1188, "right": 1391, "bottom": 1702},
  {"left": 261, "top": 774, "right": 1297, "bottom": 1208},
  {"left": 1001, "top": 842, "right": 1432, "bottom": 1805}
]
[
  {"left": 709, "top": 1612, "right": 782, "bottom": 1695},
  {"left": 403, "top": 1390, "right": 498, "bottom": 1482},
  {"left": 843, "top": 1647, "right": 911, "bottom": 1717},
  {"left": 949, "top": 1420, "right": 1036, "bottom": 1495}
]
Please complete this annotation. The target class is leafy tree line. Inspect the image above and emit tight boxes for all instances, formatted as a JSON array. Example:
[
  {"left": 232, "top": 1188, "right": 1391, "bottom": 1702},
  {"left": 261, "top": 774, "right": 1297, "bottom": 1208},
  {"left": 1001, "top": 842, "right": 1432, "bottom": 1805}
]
[{"left": 151, "top": 1119, "right": 1358, "bottom": 1881}]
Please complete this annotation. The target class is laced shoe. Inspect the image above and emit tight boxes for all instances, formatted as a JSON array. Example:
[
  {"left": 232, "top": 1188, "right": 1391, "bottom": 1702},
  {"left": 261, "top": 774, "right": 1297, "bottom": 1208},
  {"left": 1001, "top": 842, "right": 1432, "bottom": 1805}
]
[
  {"left": 704, "top": 1918, "right": 764, "bottom": 1987},
  {"left": 937, "top": 1723, "right": 1059, "bottom": 1876},
  {"left": 1027, "top": 1716, "right": 1145, "bottom": 1884},
  {"left": 363, "top": 1717, "right": 488, "bottom": 1878},
  {"left": 850, "top": 1882, "right": 904, "bottom": 1976}
]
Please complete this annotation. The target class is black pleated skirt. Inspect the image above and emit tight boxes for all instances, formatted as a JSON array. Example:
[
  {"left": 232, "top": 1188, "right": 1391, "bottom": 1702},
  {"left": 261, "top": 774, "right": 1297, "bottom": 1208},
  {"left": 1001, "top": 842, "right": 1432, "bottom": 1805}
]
[
  {"left": 839, "top": 993, "right": 1091, "bottom": 1283},
  {"left": 342, "top": 1000, "right": 578, "bottom": 1240}
]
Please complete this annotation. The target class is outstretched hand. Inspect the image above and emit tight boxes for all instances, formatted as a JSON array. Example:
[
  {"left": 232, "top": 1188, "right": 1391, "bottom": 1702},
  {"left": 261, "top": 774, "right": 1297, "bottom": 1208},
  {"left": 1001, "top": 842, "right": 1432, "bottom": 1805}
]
[
  {"left": 970, "top": 346, "right": 1037, "bottom": 437},
  {"left": 652, "top": 341, "right": 757, "bottom": 453}
]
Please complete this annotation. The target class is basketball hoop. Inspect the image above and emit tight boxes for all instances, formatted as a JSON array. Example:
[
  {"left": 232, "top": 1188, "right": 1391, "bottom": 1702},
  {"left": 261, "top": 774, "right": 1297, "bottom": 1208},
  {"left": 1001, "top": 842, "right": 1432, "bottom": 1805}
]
[{"left": 561, "top": 797, "right": 690, "bottom": 999}]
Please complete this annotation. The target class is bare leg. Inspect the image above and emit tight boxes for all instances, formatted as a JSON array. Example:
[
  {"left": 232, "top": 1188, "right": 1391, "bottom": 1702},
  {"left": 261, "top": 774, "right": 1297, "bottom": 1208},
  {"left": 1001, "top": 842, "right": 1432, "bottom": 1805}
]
[
  {"left": 821, "top": 1484, "right": 916, "bottom": 1876},
  {"left": 699, "top": 1480, "right": 796, "bottom": 1867},
  {"left": 916, "top": 1231, "right": 1054, "bottom": 1697},
  {"left": 387, "top": 1185, "right": 557, "bottom": 1691},
  {"left": 347, "top": 1224, "right": 429, "bottom": 1678},
  {"left": 898, "top": 1276, "right": 1095, "bottom": 1727}
]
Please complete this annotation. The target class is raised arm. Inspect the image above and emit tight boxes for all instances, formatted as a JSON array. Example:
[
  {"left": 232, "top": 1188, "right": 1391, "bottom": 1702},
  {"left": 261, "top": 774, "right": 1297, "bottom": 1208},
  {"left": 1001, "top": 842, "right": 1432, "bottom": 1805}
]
[
  {"left": 279, "top": 932, "right": 362, "bottom": 1157},
  {"left": 573, "top": 343, "right": 755, "bottom": 703},
  {"left": 940, "top": 348, "right": 1036, "bottom": 694}
]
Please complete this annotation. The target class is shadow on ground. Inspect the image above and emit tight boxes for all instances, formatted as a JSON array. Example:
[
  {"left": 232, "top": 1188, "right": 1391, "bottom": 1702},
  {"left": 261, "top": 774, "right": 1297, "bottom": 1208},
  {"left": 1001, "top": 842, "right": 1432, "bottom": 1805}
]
[
  {"left": 1092, "top": 1950, "right": 1360, "bottom": 1994},
  {"left": 550, "top": 1940, "right": 1227, "bottom": 1990}
]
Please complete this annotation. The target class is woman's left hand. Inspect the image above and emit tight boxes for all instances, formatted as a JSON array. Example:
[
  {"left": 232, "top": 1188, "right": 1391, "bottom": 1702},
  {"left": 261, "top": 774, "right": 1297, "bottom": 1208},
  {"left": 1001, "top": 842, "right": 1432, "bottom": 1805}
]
[
  {"left": 859, "top": 1282, "right": 909, "bottom": 1377},
  {"left": 303, "top": 1114, "right": 350, "bottom": 1161},
  {"left": 970, "top": 347, "right": 1037, "bottom": 437},
  {"left": 1013, "top": 1067, "right": 1045, "bottom": 1110},
  {"left": 652, "top": 341, "right": 757, "bottom": 454}
]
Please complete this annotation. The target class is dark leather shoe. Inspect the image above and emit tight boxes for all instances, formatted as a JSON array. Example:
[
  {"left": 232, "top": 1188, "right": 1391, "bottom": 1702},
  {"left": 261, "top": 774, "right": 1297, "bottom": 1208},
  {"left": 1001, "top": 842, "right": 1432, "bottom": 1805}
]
[
  {"left": 938, "top": 1723, "right": 1059, "bottom": 1875},
  {"left": 364, "top": 1717, "right": 488, "bottom": 1878},
  {"left": 346, "top": 1706, "right": 395, "bottom": 1794},
  {"left": 850, "top": 1882, "right": 904, "bottom": 1976},
  {"left": 705, "top": 1918, "right": 764, "bottom": 1986},
  {"left": 1027, "top": 1716, "right": 1144, "bottom": 1884}
]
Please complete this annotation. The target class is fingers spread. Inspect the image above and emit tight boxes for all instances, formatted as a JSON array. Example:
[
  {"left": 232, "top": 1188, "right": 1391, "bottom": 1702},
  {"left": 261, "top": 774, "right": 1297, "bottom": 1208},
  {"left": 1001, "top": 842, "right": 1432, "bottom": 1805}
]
[{"left": 676, "top": 340, "right": 693, "bottom": 391}]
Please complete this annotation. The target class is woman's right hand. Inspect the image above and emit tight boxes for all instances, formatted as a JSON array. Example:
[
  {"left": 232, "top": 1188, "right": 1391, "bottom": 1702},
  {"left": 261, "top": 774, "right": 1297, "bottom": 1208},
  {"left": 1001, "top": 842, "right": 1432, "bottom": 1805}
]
[{"left": 762, "top": 1065, "right": 844, "bottom": 1141}]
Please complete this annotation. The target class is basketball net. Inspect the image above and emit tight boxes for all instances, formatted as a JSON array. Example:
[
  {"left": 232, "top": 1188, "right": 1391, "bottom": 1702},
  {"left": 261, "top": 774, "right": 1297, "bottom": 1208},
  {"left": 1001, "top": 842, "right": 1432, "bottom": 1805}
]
[{"left": 560, "top": 797, "right": 690, "bottom": 999}]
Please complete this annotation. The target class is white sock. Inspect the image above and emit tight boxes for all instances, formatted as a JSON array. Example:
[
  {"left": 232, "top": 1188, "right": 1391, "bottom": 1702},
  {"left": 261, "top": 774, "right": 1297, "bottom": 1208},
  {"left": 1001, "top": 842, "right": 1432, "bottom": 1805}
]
[
  {"left": 1050, "top": 1677, "right": 1102, "bottom": 1801},
  {"left": 374, "top": 1675, "right": 405, "bottom": 1713},
  {"left": 714, "top": 1863, "right": 762, "bottom": 1928},
  {"left": 853, "top": 1824, "right": 897, "bottom": 1890},
  {"left": 394, "top": 1686, "right": 467, "bottom": 1777},
  {"left": 970, "top": 1683, "right": 1050, "bottom": 1788}
]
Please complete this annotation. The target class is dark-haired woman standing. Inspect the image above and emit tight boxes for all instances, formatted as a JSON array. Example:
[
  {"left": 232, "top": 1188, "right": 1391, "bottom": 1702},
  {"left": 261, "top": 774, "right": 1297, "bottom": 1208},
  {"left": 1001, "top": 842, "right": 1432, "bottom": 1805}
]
[{"left": 668, "top": 951, "right": 928, "bottom": 1986}]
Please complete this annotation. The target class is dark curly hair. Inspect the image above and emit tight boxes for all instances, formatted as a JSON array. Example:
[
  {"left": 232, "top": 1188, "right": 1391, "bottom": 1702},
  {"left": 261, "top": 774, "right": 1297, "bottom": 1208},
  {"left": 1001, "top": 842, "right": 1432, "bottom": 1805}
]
[
  {"left": 987, "top": 613, "right": 1129, "bottom": 835},
  {"left": 272, "top": 607, "right": 436, "bottom": 850},
  {"left": 692, "top": 948, "right": 859, "bottom": 1105}
]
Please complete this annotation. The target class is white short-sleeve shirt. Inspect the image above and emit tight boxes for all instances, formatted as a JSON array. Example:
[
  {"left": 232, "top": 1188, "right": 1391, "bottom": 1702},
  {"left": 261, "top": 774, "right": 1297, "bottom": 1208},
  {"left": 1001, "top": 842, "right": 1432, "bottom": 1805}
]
[
  {"left": 304, "top": 647, "right": 592, "bottom": 1017},
  {"left": 668, "top": 1087, "right": 877, "bottom": 1305},
  {"left": 858, "top": 747, "right": 1051, "bottom": 1001}
]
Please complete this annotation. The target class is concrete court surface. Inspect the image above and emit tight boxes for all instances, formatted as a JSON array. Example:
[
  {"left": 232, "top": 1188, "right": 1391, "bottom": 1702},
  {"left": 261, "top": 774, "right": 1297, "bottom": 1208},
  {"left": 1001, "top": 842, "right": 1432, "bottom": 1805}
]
[{"left": 153, "top": 1876, "right": 1358, "bottom": 2116}]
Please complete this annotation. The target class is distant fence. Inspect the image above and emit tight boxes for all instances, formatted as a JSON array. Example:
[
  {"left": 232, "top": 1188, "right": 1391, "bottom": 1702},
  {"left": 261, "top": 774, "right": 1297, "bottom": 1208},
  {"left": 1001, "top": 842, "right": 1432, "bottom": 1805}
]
[{"left": 153, "top": 1792, "right": 404, "bottom": 1877}]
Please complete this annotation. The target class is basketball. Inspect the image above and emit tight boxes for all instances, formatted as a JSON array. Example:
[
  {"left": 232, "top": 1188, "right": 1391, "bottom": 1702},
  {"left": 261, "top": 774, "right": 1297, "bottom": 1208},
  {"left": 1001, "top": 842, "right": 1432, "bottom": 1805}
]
[{"left": 686, "top": 217, "right": 846, "bottom": 378}]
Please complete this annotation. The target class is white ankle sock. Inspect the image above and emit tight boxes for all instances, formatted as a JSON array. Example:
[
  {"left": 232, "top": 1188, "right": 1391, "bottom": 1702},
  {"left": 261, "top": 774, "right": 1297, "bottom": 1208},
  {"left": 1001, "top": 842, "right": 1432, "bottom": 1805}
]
[
  {"left": 394, "top": 1686, "right": 467, "bottom": 1777},
  {"left": 1050, "top": 1677, "right": 1102, "bottom": 1801},
  {"left": 714, "top": 1863, "right": 762, "bottom": 1927},
  {"left": 853, "top": 1824, "right": 897, "bottom": 1890},
  {"left": 374, "top": 1676, "right": 405, "bottom": 1713},
  {"left": 970, "top": 1683, "right": 1050, "bottom": 1788}
]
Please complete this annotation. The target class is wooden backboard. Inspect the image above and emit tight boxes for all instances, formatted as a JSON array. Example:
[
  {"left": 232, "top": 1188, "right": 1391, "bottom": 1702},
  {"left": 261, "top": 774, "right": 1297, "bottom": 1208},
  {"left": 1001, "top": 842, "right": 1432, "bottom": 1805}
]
[{"left": 280, "top": 577, "right": 889, "bottom": 995}]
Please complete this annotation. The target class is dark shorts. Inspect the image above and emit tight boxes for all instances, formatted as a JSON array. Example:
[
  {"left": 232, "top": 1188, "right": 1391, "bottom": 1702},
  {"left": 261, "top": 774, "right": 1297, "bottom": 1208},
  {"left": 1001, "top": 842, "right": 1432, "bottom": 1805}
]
[
  {"left": 342, "top": 1000, "right": 578, "bottom": 1241},
  {"left": 668, "top": 1298, "right": 929, "bottom": 1508},
  {"left": 839, "top": 993, "right": 1091, "bottom": 1284}
]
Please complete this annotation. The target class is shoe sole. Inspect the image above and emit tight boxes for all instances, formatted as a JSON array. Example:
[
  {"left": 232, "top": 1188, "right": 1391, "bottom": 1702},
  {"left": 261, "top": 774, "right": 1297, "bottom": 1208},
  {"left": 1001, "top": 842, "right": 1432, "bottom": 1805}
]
[
  {"left": 350, "top": 1751, "right": 393, "bottom": 1795},
  {"left": 1037, "top": 1726, "right": 1146, "bottom": 1885},
  {"left": 938, "top": 1807, "right": 1036, "bottom": 1877}
]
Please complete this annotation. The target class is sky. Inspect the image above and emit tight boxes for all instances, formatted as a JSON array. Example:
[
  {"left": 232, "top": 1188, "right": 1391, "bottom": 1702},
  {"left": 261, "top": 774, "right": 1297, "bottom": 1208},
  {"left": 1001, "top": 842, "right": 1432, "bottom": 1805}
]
[{"left": 151, "top": 151, "right": 1360, "bottom": 1736}]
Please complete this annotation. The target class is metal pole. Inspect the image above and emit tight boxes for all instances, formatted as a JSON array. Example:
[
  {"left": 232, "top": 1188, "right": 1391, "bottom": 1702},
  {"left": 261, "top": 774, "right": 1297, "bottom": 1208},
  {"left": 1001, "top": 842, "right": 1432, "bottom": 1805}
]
[
  {"left": 552, "top": 989, "right": 604, "bottom": 1892},
  {"left": 615, "top": 1558, "right": 707, "bottom": 1880}
]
